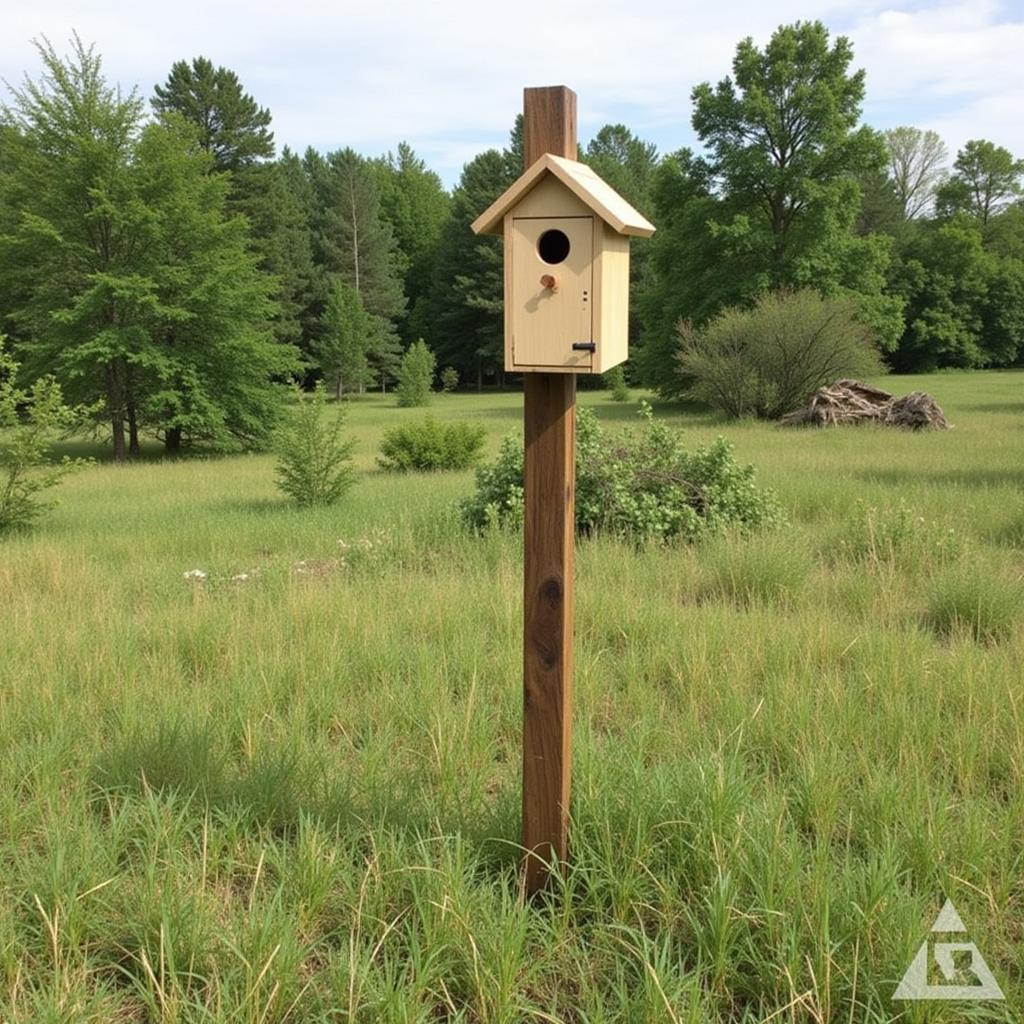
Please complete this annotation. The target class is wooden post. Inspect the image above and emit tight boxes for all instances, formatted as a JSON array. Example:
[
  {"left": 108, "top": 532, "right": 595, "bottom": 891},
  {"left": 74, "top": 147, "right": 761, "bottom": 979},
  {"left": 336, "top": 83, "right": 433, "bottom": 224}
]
[{"left": 521, "top": 85, "right": 577, "bottom": 894}]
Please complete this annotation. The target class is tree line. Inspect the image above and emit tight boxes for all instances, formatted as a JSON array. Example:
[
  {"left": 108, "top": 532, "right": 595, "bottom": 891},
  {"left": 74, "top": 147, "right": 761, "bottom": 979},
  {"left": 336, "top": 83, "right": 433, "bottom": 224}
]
[{"left": 2, "top": 24, "right": 1023, "bottom": 458}]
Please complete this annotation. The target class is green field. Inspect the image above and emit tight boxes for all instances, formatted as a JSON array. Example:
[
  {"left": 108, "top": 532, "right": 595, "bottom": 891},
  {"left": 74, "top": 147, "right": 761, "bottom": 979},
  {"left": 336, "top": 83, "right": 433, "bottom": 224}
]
[{"left": 2, "top": 371, "right": 1023, "bottom": 1022}]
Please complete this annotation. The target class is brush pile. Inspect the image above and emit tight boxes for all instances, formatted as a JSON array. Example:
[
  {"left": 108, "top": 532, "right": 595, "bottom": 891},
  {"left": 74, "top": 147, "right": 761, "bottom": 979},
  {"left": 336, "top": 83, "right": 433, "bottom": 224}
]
[{"left": 780, "top": 379, "right": 950, "bottom": 430}]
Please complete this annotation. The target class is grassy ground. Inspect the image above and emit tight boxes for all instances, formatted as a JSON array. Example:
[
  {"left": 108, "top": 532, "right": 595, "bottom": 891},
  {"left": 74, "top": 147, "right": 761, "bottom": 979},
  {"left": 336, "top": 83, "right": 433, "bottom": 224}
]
[{"left": 1, "top": 370, "right": 1023, "bottom": 1022}]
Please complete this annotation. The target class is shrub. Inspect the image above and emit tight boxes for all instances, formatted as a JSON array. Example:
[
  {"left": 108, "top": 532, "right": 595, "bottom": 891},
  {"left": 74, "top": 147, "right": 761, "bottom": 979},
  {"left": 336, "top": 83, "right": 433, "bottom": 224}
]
[
  {"left": 273, "top": 383, "right": 355, "bottom": 507},
  {"left": 461, "top": 403, "right": 784, "bottom": 542},
  {"left": 378, "top": 417, "right": 486, "bottom": 472},
  {"left": 675, "top": 290, "right": 884, "bottom": 418},
  {"left": 1, "top": 336, "right": 89, "bottom": 536},
  {"left": 396, "top": 340, "right": 436, "bottom": 408},
  {"left": 440, "top": 366, "right": 460, "bottom": 393},
  {"left": 604, "top": 365, "right": 630, "bottom": 402}
]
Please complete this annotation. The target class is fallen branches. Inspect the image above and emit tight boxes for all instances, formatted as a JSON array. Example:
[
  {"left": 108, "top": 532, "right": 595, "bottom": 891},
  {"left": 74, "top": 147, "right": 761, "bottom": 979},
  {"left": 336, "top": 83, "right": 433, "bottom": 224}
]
[{"left": 780, "top": 379, "right": 950, "bottom": 430}]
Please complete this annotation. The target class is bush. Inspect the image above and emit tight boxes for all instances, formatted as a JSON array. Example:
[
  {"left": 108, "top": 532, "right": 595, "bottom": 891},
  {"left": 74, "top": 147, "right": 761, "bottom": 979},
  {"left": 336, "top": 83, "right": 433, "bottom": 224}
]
[
  {"left": 604, "top": 365, "right": 630, "bottom": 402},
  {"left": 378, "top": 417, "right": 486, "bottom": 472},
  {"left": 1, "top": 337, "right": 89, "bottom": 536},
  {"left": 675, "top": 290, "right": 884, "bottom": 418},
  {"left": 396, "top": 340, "right": 436, "bottom": 408},
  {"left": 273, "top": 383, "right": 355, "bottom": 507},
  {"left": 440, "top": 366, "right": 460, "bottom": 393},
  {"left": 461, "top": 403, "right": 784, "bottom": 542}
]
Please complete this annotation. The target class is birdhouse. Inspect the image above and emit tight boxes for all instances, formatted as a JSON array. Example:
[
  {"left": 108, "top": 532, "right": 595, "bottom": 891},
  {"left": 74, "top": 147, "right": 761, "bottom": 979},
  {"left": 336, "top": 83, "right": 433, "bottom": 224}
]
[{"left": 471, "top": 154, "right": 654, "bottom": 374}]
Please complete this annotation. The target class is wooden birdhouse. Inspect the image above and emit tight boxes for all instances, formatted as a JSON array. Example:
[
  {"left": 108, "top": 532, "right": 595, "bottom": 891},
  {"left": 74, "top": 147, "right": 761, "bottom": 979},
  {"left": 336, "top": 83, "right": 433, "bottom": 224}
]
[{"left": 471, "top": 153, "right": 655, "bottom": 374}]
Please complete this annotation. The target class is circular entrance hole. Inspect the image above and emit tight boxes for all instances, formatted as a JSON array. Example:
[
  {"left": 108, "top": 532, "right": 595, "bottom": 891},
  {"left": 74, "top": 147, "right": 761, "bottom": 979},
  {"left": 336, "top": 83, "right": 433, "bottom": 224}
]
[{"left": 537, "top": 228, "right": 571, "bottom": 265}]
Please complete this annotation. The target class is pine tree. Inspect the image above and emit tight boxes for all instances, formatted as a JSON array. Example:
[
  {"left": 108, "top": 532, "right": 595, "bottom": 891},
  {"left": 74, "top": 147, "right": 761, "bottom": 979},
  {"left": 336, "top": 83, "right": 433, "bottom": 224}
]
[
  {"left": 152, "top": 56, "right": 274, "bottom": 171},
  {"left": 395, "top": 339, "right": 436, "bottom": 407},
  {"left": 317, "top": 279, "right": 371, "bottom": 399},
  {"left": 233, "top": 151, "right": 318, "bottom": 355},
  {"left": 306, "top": 147, "right": 406, "bottom": 389},
  {"left": 373, "top": 142, "right": 451, "bottom": 342}
]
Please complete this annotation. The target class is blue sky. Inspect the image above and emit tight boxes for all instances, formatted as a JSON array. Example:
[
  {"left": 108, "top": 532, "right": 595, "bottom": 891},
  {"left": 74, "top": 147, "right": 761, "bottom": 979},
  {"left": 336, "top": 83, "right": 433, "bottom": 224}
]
[{"left": 3, "top": 0, "right": 1023, "bottom": 187}]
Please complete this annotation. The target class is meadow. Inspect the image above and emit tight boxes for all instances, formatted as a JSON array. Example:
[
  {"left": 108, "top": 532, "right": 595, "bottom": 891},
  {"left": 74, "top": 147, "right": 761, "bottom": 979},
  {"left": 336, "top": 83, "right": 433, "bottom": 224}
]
[{"left": 1, "top": 370, "right": 1023, "bottom": 1022}]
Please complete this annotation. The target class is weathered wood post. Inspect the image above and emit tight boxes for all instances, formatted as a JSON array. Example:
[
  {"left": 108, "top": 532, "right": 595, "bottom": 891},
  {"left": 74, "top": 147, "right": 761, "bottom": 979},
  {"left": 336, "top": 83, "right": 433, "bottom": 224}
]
[
  {"left": 469, "top": 87, "right": 653, "bottom": 894},
  {"left": 521, "top": 86, "right": 578, "bottom": 893}
]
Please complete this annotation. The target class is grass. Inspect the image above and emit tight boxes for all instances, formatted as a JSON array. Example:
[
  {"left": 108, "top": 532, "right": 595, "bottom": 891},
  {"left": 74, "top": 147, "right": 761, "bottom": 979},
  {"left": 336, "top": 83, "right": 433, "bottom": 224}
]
[{"left": 1, "top": 370, "right": 1023, "bottom": 1022}]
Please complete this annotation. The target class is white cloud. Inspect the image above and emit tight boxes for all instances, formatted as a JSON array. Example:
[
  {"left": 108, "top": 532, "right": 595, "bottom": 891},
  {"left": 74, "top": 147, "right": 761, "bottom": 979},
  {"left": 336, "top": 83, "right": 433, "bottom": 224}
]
[
  {"left": 2, "top": 0, "right": 1022, "bottom": 183},
  {"left": 851, "top": 1, "right": 1024, "bottom": 158}
]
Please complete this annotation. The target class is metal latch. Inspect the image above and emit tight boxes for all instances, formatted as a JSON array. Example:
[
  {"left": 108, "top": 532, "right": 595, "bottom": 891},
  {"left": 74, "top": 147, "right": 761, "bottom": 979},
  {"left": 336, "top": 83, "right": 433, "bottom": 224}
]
[{"left": 572, "top": 342, "right": 596, "bottom": 353}]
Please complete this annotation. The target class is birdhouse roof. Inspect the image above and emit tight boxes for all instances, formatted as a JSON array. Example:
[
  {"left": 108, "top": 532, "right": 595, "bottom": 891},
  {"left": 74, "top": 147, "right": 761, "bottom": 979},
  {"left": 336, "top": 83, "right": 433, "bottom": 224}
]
[{"left": 471, "top": 154, "right": 656, "bottom": 238}]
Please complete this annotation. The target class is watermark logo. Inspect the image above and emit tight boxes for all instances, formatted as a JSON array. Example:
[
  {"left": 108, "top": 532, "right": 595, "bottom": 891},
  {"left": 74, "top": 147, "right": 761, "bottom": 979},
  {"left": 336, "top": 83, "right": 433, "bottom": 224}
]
[{"left": 893, "top": 898, "right": 1004, "bottom": 1002}]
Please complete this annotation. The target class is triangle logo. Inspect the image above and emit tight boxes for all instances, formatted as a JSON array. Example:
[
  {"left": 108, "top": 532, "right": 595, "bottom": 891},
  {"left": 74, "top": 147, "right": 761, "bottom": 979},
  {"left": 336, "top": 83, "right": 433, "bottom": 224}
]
[{"left": 893, "top": 899, "right": 1004, "bottom": 1001}]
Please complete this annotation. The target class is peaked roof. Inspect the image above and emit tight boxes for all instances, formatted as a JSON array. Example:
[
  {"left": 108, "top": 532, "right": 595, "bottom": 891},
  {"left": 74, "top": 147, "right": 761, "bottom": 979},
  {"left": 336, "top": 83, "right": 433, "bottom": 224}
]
[{"left": 471, "top": 154, "right": 656, "bottom": 238}]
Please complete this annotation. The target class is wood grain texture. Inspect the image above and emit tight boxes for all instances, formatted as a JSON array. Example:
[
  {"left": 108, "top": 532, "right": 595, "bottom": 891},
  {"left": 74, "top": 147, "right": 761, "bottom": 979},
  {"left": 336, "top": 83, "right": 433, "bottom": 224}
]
[
  {"left": 521, "top": 85, "right": 577, "bottom": 894},
  {"left": 522, "top": 372, "right": 575, "bottom": 892},
  {"left": 523, "top": 86, "right": 577, "bottom": 167}
]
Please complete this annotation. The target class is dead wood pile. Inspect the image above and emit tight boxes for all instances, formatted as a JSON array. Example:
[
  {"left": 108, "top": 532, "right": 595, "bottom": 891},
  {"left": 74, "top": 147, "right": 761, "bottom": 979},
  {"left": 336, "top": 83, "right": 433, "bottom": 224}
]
[{"left": 780, "top": 379, "right": 950, "bottom": 430}]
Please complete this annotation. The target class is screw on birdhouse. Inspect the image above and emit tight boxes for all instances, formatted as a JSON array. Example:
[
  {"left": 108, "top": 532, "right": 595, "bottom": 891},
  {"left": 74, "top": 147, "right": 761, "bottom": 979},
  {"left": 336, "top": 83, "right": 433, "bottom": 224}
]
[{"left": 540, "top": 274, "right": 559, "bottom": 292}]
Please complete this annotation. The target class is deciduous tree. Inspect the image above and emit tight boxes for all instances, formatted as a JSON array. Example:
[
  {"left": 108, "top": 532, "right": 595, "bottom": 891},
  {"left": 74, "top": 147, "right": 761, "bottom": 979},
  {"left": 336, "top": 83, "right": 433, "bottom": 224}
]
[
  {"left": 0, "top": 37, "right": 295, "bottom": 459},
  {"left": 884, "top": 127, "right": 948, "bottom": 219},
  {"left": 936, "top": 140, "right": 1024, "bottom": 226}
]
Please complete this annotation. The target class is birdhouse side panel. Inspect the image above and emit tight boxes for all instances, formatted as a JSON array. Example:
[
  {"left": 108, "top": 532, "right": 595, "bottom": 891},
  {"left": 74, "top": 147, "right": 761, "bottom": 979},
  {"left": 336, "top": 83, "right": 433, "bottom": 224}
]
[{"left": 593, "top": 224, "right": 630, "bottom": 373}]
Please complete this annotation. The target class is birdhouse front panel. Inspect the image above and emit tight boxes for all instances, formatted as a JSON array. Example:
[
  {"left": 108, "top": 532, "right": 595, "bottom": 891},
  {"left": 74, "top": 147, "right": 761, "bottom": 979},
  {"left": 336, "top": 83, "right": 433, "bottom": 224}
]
[{"left": 510, "top": 216, "right": 594, "bottom": 371}]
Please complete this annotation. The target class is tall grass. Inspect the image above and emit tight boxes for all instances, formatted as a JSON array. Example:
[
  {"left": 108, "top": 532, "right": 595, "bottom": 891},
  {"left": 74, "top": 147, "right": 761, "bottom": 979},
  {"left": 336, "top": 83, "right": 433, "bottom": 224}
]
[{"left": 1, "top": 372, "right": 1022, "bottom": 1021}]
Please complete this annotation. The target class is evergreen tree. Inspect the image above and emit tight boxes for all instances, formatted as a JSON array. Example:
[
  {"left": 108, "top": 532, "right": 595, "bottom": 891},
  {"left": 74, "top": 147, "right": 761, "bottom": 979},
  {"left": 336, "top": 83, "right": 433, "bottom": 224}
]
[
  {"left": 395, "top": 339, "right": 436, "bottom": 407},
  {"left": 373, "top": 143, "right": 451, "bottom": 342},
  {"left": 419, "top": 126, "right": 522, "bottom": 387},
  {"left": 306, "top": 147, "right": 406, "bottom": 388},
  {"left": 233, "top": 150, "right": 318, "bottom": 355},
  {"left": 152, "top": 56, "right": 274, "bottom": 171},
  {"left": 317, "top": 278, "right": 371, "bottom": 398}
]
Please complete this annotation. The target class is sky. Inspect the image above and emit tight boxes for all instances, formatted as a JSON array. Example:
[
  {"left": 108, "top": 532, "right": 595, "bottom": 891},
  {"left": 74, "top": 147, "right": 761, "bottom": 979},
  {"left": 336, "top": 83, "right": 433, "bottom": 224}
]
[{"left": 2, "top": 0, "right": 1023, "bottom": 187}]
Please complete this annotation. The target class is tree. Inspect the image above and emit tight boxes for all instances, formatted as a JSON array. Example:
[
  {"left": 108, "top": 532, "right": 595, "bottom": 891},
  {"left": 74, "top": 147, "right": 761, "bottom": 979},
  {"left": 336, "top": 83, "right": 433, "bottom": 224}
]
[
  {"left": 884, "top": 127, "right": 948, "bottom": 219},
  {"left": 152, "top": 56, "right": 274, "bottom": 171},
  {"left": 0, "top": 37, "right": 295, "bottom": 460},
  {"left": 317, "top": 278, "right": 371, "bottom": 398},
  {"left": 0, "top": 336, "right": 87, "bottom": 535},
  {"left": 234, "top": 150, "right": 318, "bottom": 355},
  {"left": 691, "top": 22, "right": 886, "bottom": 279},
  {"left": 936, "top": 140, "right": 1024, "bottom": 226},
  {"left": 273, "top": 382, "right": 355, "bottom": 507},
  {"left": 890, "top": 222, "right": 1024, "bottom": 370},
  {"left": 418, "top": 147, "right": 514, "bottom": 386},
  {"left": 306, "top": 147, "right": 406, "bottom": 388},
  {"left": 641, "top": 22, "right": 902, "bottom": 392},
  {"left": 396, "top": 340, "right": 436, "bottom": 407},
  {"left": 373, "top": 143, "right": 451, "bottom": 341}
]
